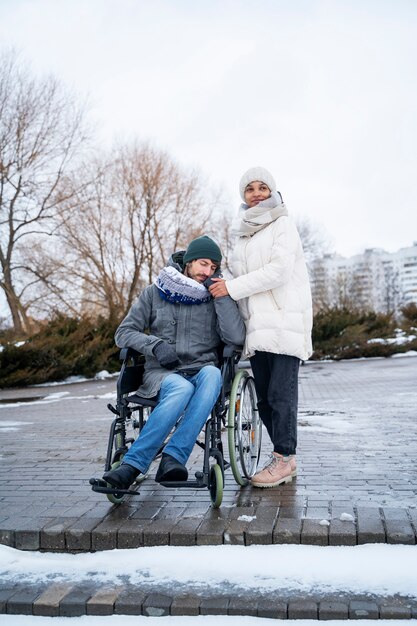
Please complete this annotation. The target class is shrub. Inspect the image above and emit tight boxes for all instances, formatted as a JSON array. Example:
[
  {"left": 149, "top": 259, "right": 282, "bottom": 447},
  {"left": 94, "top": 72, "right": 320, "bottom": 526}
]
[
  {"left": 312, "top": 307, "right": 401, "bottom": 360},
  {"left": 400, "top": 302, "right": 417, "bottom": 329},
  {"left": 0, "top": 314, "right": 120, "bottom": 388}
]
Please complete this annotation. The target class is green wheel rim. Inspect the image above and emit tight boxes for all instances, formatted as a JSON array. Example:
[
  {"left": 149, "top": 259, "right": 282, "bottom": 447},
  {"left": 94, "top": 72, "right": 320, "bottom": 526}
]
[
  {"left": 227, "top": 369, "right": 248, "bottom": 486},
  {"left": 210, "top": 463, "right": 223, "bottom": 508}
]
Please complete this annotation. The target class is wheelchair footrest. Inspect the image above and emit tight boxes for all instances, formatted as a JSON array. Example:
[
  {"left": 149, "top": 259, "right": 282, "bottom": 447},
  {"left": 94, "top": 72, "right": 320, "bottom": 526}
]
[
  {"left": 89, "top": 477, "right": 141, "bottom": 496},
  {"left": 159, "top": 479, "right": 208, "bottom": 489}
]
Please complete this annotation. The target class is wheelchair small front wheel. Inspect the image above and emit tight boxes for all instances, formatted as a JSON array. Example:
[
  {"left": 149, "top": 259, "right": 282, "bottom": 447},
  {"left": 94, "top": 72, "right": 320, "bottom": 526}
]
[
  {"left": 105, "top": 459, "right": 127, "bottom": 505},
  {"left": 209, "top": 463, "right": 223, "bottom": 508}
]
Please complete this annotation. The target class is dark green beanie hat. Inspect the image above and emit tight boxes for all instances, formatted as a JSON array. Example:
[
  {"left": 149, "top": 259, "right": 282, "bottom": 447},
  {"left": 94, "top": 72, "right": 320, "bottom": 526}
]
[{"left": 183, "top": 236, "right": 222, "bottom": 266}]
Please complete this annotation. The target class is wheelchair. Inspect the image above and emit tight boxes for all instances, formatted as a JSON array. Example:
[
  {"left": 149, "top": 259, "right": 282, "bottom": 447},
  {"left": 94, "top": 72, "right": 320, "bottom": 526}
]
[{"left": 90, "top": 345, "right": 262, "bottom": 508}]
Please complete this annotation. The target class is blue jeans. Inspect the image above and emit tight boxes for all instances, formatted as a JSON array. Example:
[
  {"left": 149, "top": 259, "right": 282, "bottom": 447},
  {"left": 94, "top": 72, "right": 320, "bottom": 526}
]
[
  {"left": 122, "top": 365, "right": 222, "bottom": 473},
  {"left": 249, "top": 351, "right": 300, "bottom": 456}
]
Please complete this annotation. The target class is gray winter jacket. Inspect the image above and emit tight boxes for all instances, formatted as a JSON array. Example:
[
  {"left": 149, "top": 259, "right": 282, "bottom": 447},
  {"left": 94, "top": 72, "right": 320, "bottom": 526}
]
[{"left": 115, "top": 254, "right": 246, "bottom": 398}]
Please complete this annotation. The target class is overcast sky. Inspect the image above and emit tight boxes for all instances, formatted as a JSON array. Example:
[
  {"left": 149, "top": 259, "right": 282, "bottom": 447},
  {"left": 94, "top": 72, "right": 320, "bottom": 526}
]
[{"left": 1, "top": 0, "right": 417, "bottom": 257}]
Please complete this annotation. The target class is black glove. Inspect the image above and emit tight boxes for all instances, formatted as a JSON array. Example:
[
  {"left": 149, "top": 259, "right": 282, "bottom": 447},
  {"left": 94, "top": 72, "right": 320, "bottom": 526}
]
[
  {"left": 153, "top": 341, "right": 181, "bottom": 369},
  {"left": 203, "top": 268, "right": 223, "bottom": 290}
]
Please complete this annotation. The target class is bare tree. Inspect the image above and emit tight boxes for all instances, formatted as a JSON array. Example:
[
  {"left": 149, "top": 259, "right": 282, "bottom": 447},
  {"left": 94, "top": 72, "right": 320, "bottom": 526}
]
[
  {"left": 32, "top": 142, "right": 210, "bottom": 322},
  {"left": 0, "top": 50, "right": 88, "bottom": 332},
  {"left": 381, "top": 264, "right": 404, "bottom": 315},
  {"left": 295, "top": 216, "right": 332, "bottom": 270}
]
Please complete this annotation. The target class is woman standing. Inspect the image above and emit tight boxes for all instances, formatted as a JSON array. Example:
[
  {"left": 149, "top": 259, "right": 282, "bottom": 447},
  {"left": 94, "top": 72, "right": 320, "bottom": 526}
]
[{"left": 209, "top": 167, "right": 312, "bottom": 487}]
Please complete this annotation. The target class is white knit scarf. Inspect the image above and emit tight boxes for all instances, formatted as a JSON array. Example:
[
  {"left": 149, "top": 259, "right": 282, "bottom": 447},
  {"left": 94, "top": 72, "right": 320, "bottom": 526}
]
[
  {"left": 155, "top": 266, "right": 211, "bottom": 305},
  {"left": 232, "top": 191, "right": 288, "bottom": 237}
]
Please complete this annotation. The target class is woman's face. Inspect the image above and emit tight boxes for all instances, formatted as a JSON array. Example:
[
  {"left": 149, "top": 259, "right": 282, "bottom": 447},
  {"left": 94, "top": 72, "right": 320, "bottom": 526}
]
[{"left": 244, "top": 181, "right": 271, "bottom": 207}]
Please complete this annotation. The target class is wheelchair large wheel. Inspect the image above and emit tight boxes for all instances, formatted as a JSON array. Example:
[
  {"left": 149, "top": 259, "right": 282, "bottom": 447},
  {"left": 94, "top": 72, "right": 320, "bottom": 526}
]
[
  {"left": 209, "top": 463, "right": 223, "bottom": 508},
  {"left": 228, "top": 370, "right": 262, "bottom": 485}
]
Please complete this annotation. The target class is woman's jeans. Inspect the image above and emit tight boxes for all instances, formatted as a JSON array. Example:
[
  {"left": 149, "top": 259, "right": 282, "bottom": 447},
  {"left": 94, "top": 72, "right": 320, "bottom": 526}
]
[
  {"left": 249, "top": 351, "right": 300, "bottom": 456},
  {"left": 122, "top": 365, "right": 222, "bottom": 473}
]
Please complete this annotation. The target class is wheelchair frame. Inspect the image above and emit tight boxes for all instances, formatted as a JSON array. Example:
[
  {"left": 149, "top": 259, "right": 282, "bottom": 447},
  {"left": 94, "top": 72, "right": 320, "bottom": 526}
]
[{"left": 90, "top": 345, "right": 262, "bottom": 508}]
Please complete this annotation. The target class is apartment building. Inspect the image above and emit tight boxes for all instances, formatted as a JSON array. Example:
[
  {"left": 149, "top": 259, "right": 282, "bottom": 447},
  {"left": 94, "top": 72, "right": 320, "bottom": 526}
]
[{"left": 311, "top": 242, "right": 417, "bottom": 312}]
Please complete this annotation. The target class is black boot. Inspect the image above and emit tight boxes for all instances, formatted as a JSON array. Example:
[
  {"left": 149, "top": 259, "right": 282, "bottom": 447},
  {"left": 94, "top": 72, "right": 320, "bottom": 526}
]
[
  {"left": 155, "top": 453, "right": 188, "bottom": 483},
  {"left": 103, "top": 463, "right": 140, "bottom": 489}
]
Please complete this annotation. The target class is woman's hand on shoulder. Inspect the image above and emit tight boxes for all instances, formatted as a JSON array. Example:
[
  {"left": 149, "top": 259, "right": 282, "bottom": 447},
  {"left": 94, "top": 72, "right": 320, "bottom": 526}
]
[{"left": 208, "top": 278, "right": 229, "bottom": 298}]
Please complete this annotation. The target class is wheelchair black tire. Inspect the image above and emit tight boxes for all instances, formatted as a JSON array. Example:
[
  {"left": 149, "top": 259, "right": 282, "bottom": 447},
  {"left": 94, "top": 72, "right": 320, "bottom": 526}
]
[
  {"left": 209, "top": 463, "right": 223, "bottom": 508},
  {"left": 106, "top": 458, "right": 127, "bottom": 505}
]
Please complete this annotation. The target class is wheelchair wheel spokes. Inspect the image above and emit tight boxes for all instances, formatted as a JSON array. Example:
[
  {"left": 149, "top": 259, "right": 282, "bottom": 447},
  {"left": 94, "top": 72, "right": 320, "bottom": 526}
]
[{"left": 237, "top": 375, "right": 262, "bottom": 480}]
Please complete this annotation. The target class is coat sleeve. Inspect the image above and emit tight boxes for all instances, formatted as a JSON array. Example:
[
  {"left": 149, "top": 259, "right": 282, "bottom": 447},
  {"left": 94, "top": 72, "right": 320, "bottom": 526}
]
[
  {"left": 114, "top": 287, "right": 162, "bottom": 356},
  {"left": 226, "top": 217, "right": 298, "bottom": 301},
  {"left": 213, "top": 295, "right": 246, "bottom": 347}
]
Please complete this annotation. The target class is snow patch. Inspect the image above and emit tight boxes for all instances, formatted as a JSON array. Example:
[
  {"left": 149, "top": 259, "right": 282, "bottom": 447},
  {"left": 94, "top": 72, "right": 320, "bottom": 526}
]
[{"left": 1, "top": 544, "right": 417, "bottom": 598}]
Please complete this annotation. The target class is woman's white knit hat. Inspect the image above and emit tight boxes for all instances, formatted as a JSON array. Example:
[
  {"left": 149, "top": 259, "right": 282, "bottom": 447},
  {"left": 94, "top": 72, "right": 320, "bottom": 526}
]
[{"left": 239, "top": 166, "right": 276, "bottom": 200}]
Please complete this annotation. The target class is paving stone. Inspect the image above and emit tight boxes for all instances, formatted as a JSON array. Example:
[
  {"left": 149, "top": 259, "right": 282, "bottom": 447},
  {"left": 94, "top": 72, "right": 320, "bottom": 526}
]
[
  {"left": 117, "top": 519, "right": 144, "bottom": 548},
  {"left": 301, "top": 519, "right": 329, "bottom": 545},
  {"left": 319, "top": 600, "right": 349, "bottom": 619},
  {"left": 143, "top": 519, "right": 177, "bottom": 546},
  {"left": 66, "top": 517, "right": 102, "bottom": 551},
  {"left": 196, "top": 519, "right": 227, "bottom": 545},
  {"left": 349, "top": 600, "right": 379, "bottom": 619},
  {"left": 170, "top": 594, "right": 201, "bottom": 616},
  {"left": 91, "top": 520, "right": 120, "bottom": 551},
  {"left": 170, "top": 516, "right": 202, "bottom": 546},
  {"left": 0, "top": 527, "right": 14, "bottom": 548},
  {"left": 142, "top": 593, "right": 172, "bottom": 617},
  {"left": 356, "top": 508, "right": 386, "bottom": 544},
  {"left": 13, "top": 520, "right": 43, "bottom": 551},
  {"left": 385, "top": 519, "right": 416, "bottom": 544},
  {"left": 329, "top": 520, "right": 357, "bottom": 545},
  {"left": 228, "top": 597, "right": 258, "bottom": 616},
  {"left": 7, "top": 586, "right": 44, "bottom": 614},
  {"left": 41, "top": 518, "right": 77, "bottom": 551},
  {"left": 33, "top": 583, "right": 74, "bottom": 616},
  {"left": 273, "top": 517, "right": 302, "bottom": 543},
  {"left": 114, "top": 588, "right": 146, "bottom": 615},
  {"left": 379, "top": 604, "right": 412, "bottom": 619},
  {"left": 223, "top": 519, "right": 246, "bottom": 545},
  {"left": 59, "top": 585, "right": 94, "bottom": 616},
  {"left": 257, "top": 598, "right": 287, "bottom": 619},
  {"left": 0, "top": 587, "right": 20, "bottom": 613},
  {"left": 244, "top": 506, "right": 278, "bottom": 545},
  {"left": 200, "top": 596, "right": 229, "bottom": 615},
  {"left": 288, "top": 599, "right": 318, "bottom": 619},
  {"left": 86, "top": 588, "right": 119, "bottom": 615}
]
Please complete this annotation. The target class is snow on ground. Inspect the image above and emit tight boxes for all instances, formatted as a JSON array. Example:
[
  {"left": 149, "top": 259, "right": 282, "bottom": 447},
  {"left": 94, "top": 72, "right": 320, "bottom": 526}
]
[
  {"left": 2, "top": 618, "right": 417, "bottom": 626},
  {"left": 0, "top": 390, "right": 116, "bottom": 410},
  {"left": 1, "top": 544, "right": 417, "bottom": 598}
]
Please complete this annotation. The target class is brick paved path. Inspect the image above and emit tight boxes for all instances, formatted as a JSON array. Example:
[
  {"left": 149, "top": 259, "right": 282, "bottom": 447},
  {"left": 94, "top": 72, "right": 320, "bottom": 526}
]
[{"left": 0, "top": 356, "right": 417, "bottom": 552}]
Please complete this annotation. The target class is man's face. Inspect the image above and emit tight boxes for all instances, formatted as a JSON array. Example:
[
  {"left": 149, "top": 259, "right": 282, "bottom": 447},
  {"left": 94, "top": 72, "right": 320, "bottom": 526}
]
[{"left": 185, "top": 258, "right": 218, "bottom": 283}]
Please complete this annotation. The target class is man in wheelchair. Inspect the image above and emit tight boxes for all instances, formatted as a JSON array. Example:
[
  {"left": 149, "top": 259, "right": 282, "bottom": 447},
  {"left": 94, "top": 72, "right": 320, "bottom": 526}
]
[{"left": 102, "top": 235, "right": 245, "bottom": 490}]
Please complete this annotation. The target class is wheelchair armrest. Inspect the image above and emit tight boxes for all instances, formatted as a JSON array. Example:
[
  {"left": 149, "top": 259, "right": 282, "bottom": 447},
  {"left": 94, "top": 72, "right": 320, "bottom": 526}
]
[
  {"left": 119, "top": 347, "right": 142, "bottom": 362},
  {"left": 222, "top": 344, "right": 242, "bottom": 358}
]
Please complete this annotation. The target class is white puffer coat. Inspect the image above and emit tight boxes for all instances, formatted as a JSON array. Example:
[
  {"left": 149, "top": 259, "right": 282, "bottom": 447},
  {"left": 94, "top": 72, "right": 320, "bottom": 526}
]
[{"left": 226, "top": 215, "right": 313, "bottom": 361}]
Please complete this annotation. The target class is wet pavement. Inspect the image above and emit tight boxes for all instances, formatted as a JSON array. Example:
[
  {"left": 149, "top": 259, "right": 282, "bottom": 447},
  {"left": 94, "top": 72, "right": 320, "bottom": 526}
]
[
  {"left": 1, "top": 356, "right": 417, "bottom": 619},
  {"left": 0, "top": 355, "right": 416, "bottom": 552}
]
